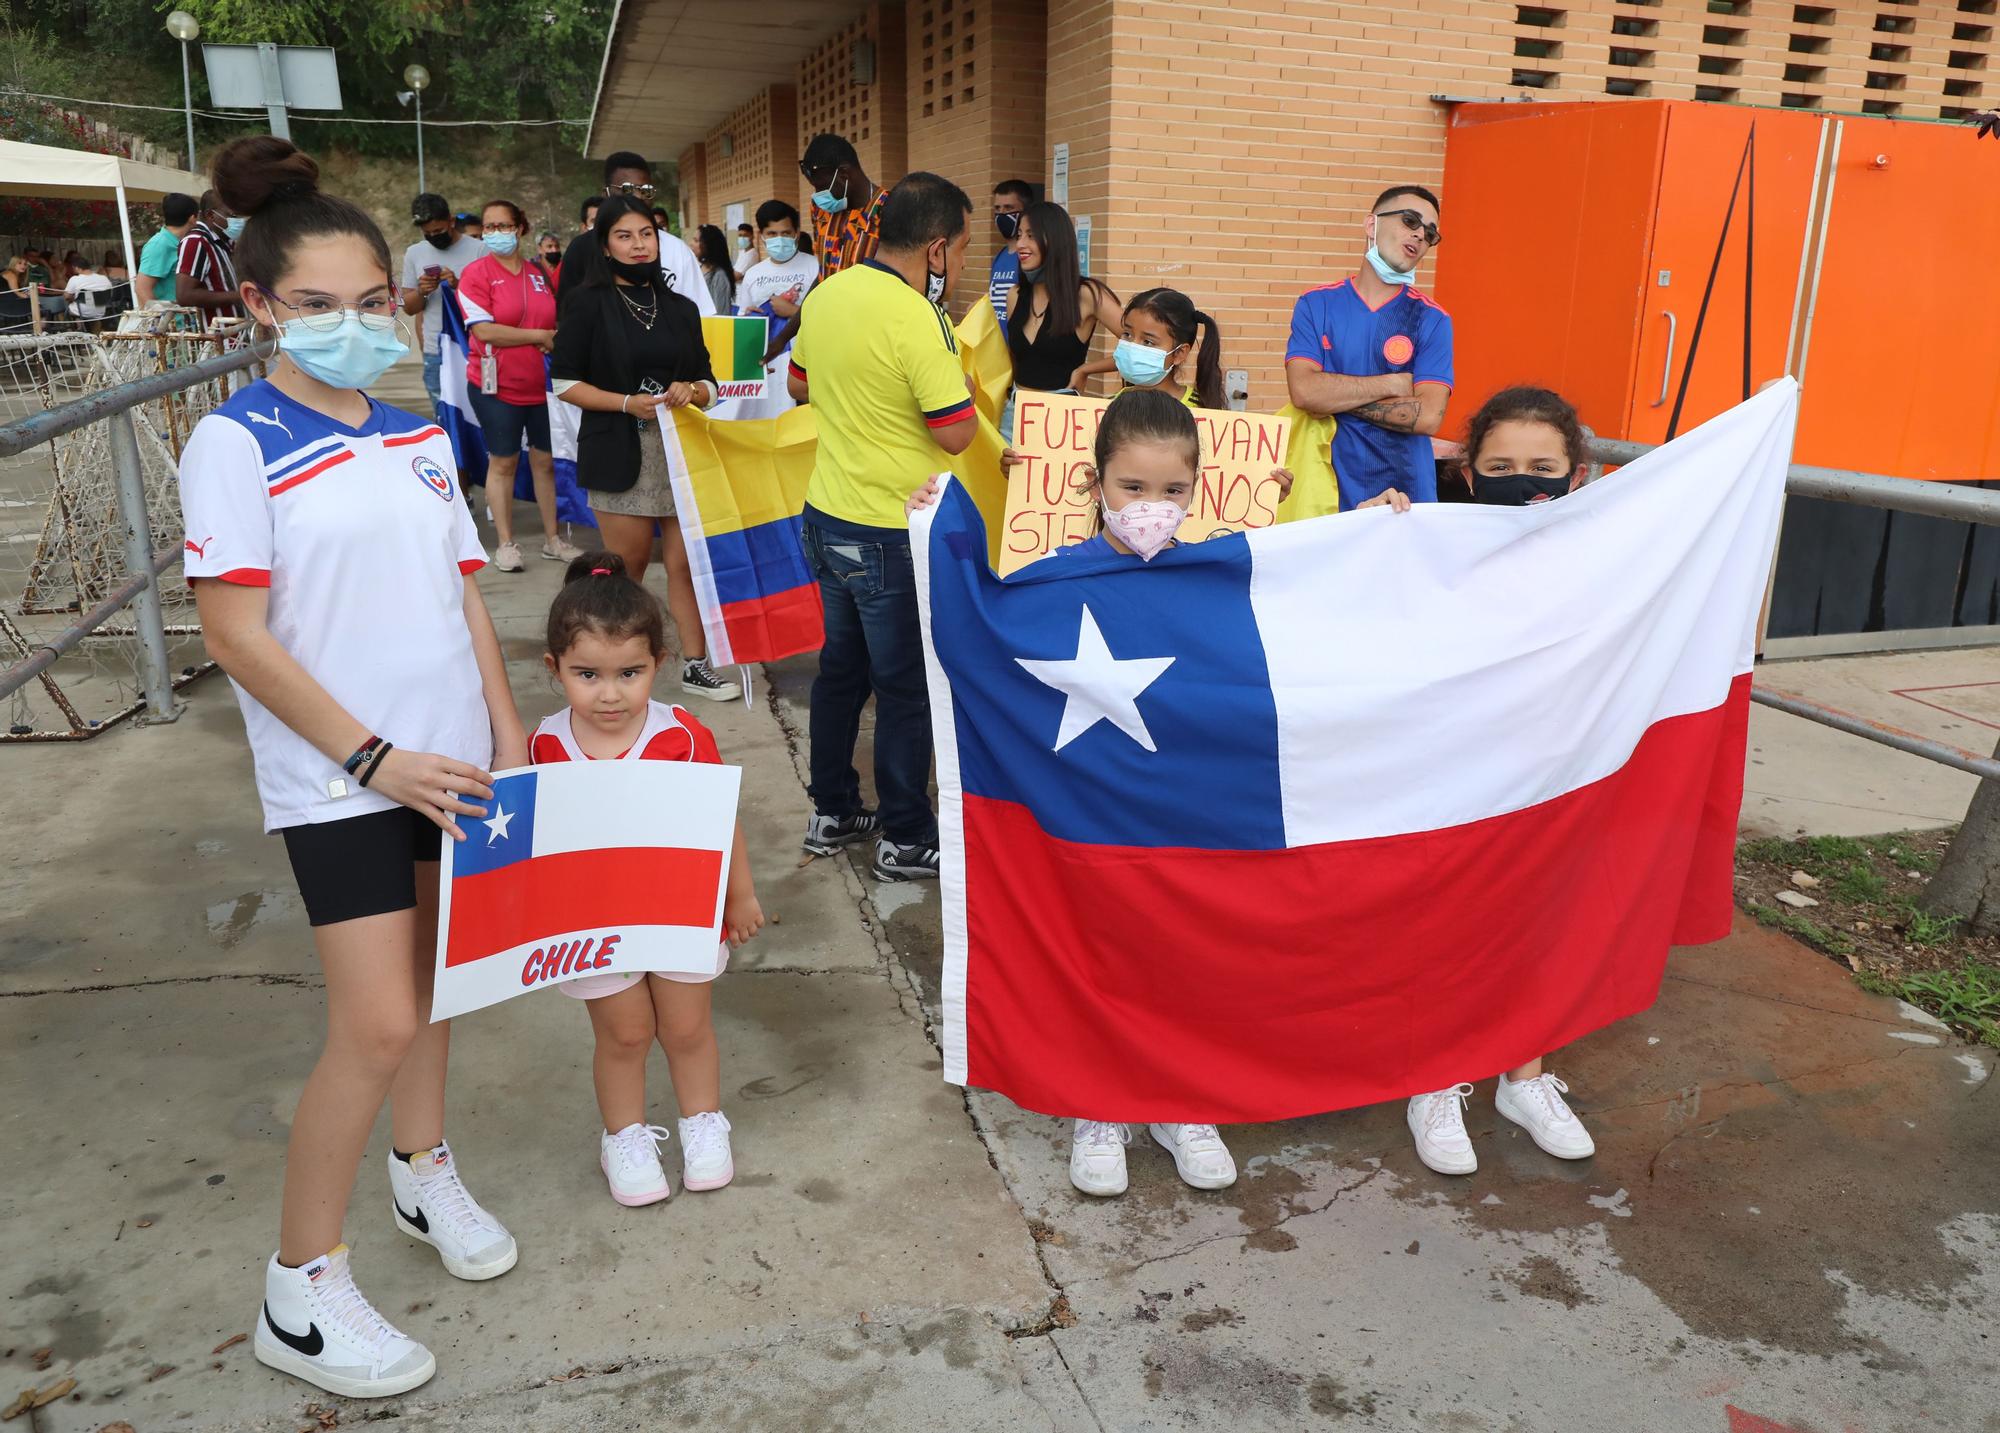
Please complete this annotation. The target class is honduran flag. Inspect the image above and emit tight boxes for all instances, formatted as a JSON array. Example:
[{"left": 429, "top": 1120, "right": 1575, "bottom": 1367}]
[
  {"left": 436, "top": 289, "right": 596, "bottom": 528},
  {"left": 911, "top": 381, "right": 1797, "bottom": 1124},
  {"left": 660, "top": 405, "right": 823, "bottom": 668},
  {"left": 430, "top": 760, "right": 739, "bottom": 1020}
]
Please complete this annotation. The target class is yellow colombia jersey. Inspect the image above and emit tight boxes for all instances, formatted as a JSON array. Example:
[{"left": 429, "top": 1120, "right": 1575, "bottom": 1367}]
[{"left": 790, "top": 260, "right": 976, "bottom": 530}]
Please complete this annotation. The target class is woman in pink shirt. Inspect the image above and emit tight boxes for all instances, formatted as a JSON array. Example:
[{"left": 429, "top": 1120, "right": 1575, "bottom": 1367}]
[{"left": 458, "top": 198, "right": 577, "bottom": 571}]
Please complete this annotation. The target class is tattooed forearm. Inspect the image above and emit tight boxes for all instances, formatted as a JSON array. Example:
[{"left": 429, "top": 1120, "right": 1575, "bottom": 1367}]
[{"left": 1349, "top": 397, "right": 1423, "bottom": 431}]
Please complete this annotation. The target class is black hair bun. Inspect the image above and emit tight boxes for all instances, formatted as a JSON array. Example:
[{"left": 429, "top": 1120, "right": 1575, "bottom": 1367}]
[{"left": 210, "top": 135, "right": 322, "bottom": 218}]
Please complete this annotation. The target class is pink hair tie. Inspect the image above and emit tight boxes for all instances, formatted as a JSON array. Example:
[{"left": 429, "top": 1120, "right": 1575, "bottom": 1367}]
[{"left": 590, "top": 566, "right": 612, "bottom": 576}]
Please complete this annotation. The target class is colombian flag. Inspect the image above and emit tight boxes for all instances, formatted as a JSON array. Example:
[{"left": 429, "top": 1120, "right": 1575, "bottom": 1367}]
[{"left": 702, "top": 316, "right": 773, "bottom": 400}]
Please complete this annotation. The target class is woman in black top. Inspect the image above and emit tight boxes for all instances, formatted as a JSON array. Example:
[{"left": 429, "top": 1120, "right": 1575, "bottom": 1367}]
[
  {"left": 1003, "top": 201, "right": 1123, "bottom": 403},
  {"left": 552, "top": 196, "right": 737, "bottom": 701}
]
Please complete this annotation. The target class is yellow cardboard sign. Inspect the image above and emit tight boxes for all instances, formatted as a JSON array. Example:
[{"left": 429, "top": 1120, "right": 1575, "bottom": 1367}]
[{"left": 999, "top": 392, "right": 1292, "bottom": 575}]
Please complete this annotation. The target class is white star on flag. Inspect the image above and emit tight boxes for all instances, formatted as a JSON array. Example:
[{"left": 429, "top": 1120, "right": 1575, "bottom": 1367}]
[
  {"left": 483, "top": 804, "right": 515, "bottom": 846},
  {"left": 1016, "top": 605, "right": 1176, "bottom": 753}
]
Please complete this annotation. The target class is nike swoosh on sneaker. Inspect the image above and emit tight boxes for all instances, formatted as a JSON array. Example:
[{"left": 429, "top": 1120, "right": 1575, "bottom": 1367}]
[
  {"left": 394, "top": 1198, "right": 429, "bottom": 1234},
  {"left": 263, "top": 1302, "right": 325, "bottom": 1357}
]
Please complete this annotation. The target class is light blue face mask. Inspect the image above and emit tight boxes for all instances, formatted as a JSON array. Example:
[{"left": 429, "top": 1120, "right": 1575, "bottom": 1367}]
[
  {"left": 1364, "top": 241, "right": 1414, "bottom": 286},
  {"left": 810, "top": 185, "right": 848, "bottom": 215},
  {"left": 1114, "top": 338, "right": 1179, "bottom": 388},
  {"left": 764, "top": 235, "right": 798, "bottom": 264},
  {"left": 223, "top": 216, "right": 247, "bottom": 241},
  {"left": 482, "top": 231, "right": 519, "bottom": 257},
  {"left": 276, "top": 312, "right": 408, "bottom": 390}
]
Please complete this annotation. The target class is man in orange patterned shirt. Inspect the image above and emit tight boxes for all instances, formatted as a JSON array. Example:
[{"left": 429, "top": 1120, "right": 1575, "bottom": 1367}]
[{"left": 800, "top": 132, "right": 893, "bottom": 278}]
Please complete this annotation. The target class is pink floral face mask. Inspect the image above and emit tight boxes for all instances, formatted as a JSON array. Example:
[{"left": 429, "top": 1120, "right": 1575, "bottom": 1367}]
[{"left": 1101, "top": 498, "right": 1183, "bottom": 561}]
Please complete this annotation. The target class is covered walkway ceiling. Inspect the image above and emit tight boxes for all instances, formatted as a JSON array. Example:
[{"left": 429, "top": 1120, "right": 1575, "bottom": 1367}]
[{"left": 585, "top": 0, "right": 862, "bottom": 162}]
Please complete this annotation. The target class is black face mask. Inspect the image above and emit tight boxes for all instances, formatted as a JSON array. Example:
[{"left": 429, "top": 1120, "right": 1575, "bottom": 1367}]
[
  {"left": 605, "top": 255, "right": 660, "bottom": 286},
  {"left": 1474, "top": 472, "right": 1571, "bottom": 506},
  {"left": 996, "top": 211, "right": 1022, "bottom": 241},
  {"left": 424, "top": 230, "right": 454, "bottom": 250}
]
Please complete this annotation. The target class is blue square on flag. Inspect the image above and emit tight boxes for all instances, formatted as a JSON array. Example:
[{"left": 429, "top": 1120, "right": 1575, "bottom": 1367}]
[{"left": 452, "top": 770, "right": 537, "bottom": 878}]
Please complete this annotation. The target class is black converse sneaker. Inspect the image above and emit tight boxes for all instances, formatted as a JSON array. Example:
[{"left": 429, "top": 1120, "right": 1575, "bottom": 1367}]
[
  {"left": 253, "top": 1245, "right": 435, "bottom": 1398},
  {"left": 803, "top": 810, "right": 881, "bottom": 856},
  {"left": 680, "top": 658, "right": 741, "bottom": 702},
  {"left": 873, "top": 837, "right": 942, "bottom": 883}
]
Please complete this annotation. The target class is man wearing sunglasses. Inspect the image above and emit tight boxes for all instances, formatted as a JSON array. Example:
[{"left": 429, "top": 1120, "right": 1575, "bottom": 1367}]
[
  {"left": 553, "top": 151, "right": 715, "bottom": 319},
  {"left": 1284, "top": 184, "right": 1454, "bottom": 510}
]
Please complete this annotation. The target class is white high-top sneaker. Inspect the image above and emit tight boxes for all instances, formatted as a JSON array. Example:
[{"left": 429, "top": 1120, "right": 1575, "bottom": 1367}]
[
  {"left": 253, "top": 1245, "right": 435, "bottom": 1398},
  {"left": 388, "top": 1141, "right": 518, "bottom": 1280}
]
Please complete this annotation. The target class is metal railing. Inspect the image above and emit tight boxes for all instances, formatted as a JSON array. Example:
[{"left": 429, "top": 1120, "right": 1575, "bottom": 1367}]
[
  {"left": 1586, "top": 436, "right": 2000, "bottom": 782},
  {"left": 0, "top": 339, "right": 269, "bottom": 722}
]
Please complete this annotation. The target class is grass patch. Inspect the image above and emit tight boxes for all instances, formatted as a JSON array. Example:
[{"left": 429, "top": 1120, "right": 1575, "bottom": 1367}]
[
  {"left": 1865, "top": 833, "right": 1939, "bottom": 874},
  {"left": 1746, "top": 901, "right": 1855, "bottom": 957},
  {"left": 1828, "top": 864, "right": 1887, "bottom": 903},
  {"left": 1801, "top": 834, "right": 1868, "bottom": 864},
  {"left": 1898, "top": 964, "right": 2000, "bottom": 1044},
  {"left": 1905, "top": 907, "right": 1962, "bottom": 947}
]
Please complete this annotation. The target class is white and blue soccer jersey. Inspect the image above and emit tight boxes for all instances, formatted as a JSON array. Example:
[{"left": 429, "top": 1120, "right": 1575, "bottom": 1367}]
[{"left": 178, "top": 379, "right": 493, "bottom": 831}]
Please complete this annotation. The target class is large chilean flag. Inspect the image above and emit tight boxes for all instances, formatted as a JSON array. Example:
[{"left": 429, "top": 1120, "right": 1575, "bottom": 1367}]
[{"left": 912, "top": 381, "right": 1796, "bottom": 1124}]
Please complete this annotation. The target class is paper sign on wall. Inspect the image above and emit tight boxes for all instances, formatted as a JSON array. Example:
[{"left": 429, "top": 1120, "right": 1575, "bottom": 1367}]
[
  {"left": 1051, "top": 143, "right": 1070, "bottom": 207},
  {"left": 431, "top": 760, "right": 740, "bottom": 1021},
  {"left": 999, "top": 392, "right": 1292, "bottom": 576}
]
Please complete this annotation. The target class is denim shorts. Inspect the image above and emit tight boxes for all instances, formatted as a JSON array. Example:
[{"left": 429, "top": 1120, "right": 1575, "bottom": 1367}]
[{"left": 468, "top": 388, "right": 551, "bottom": 454}]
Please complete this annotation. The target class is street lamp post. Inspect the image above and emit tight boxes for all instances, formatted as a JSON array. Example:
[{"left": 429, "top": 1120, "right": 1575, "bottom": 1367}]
[
  {"left": 166, "top": 10, "right": 200, "bottom": 174},
  {"left": 402, "top": 65, "right": 431, "bottom": 194}
]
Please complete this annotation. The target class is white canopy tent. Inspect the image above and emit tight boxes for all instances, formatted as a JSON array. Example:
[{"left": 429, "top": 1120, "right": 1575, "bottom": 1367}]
[{"left": 0, "top": 138, "right": 205, "bottom": 278}]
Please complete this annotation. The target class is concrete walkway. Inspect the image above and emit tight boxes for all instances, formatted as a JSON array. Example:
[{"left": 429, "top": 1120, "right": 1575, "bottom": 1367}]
[{"left": 3, "top": 474, "right": 1997, "bottom": 1429}]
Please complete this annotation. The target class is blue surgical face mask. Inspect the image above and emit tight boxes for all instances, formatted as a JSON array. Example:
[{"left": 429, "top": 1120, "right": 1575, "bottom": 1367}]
[
  {"left": 223, "top": 216, "right": 247, "bottom": 241},
  {"left": 276, "top": 313, "right": 408, "bottom": 390},
  {"left": 764, "top": 235, "right": 798, "bottom": 264},
  {"left": 810, "top": 174, "right": 849, "bottom": 214},
  {"left": 1114, "top": 339, "right": 1179, "bottom": 388},
  {"left": 1364, "top": 241, "right": 1413, "bottom": 286},
  {"left": 482, "top": 231, "right": 518, "bottom": 257}
]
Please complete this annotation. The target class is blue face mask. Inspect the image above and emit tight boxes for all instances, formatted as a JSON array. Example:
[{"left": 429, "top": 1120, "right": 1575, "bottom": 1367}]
[
  {"left": 276, "top": 313, "right": 407, "bottom": 390},
  {"left": 1364, "top": 241, "right": 1413, "bottom": 286},
  {"left": 764, "top": 235, "right": 798, "bottom": 264},
  {"left": 482, "top": 231, "right": 518, "bottom": 257},
  {"left": 1114, "top": 339, "right": 1178, "bottom": 388},
  {"left": 223, "top": 216, "right": 247, "bottom": 241},
  {"left": 811, "top": 186, "right": 847, "bottom": 215}
]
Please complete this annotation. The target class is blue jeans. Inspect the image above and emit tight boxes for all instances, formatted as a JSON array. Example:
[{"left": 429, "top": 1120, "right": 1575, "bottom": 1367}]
[
  {"left": 421, "top": 349, "right": 443, "bottom": 417},
  {"left": 803, "top": 521, "right": 937, "bottom": 848}
]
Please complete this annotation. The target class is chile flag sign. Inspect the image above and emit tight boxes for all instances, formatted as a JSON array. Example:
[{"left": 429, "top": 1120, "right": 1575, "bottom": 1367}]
[
  {"left": 911, "top": 382, "right": 1795, "bottom": 1124},
  {"left": 430, "top": 760, "right": 740, "bottom": 1021}
]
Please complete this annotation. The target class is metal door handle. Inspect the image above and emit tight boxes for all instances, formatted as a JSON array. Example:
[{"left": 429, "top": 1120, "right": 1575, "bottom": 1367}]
[{"left": 1653, "top": 311, "right": 1677, "bottom": 407}]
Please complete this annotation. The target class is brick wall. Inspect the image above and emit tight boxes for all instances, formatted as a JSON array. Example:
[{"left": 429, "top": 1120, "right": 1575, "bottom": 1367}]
[
  {"left": 677, "top": 143, "right": 708, "bottom": 235},
  {"left": 796, "top": 4, "right": 911, "bottom": 215},
  {"left": 907, "top": 0, "right": 1051, "bottom": 317},
  {"left": 693, "top": 86, "right": 801, "bottom": 234}
]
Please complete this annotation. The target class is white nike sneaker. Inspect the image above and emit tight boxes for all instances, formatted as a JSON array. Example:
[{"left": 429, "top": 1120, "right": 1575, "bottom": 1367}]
[
  {"left": 600, "top": 1123, "right": 673, "bottom": 1206},
  {"left": 1408, "top": 1083, "right": 1478, "bottom": 1175},
  {"left": 253, "top": 1245, "right": 435, "bottom": 1399},
  {"left": 1148, "top": 1122, "right": 1238, "bottom": 1189},
  {"left": 388, "top": 1142, "right": 518, "bottom": 1280},
  {"left": 1070, "top": 1120, "right": 1131, "bottom": 1197},
  {"left": 679, "top": 1110, "right": 735, "bottom": 1192},
  {"left": 1495, "top": 1071, "right": 1597, "bottom": 1160}
]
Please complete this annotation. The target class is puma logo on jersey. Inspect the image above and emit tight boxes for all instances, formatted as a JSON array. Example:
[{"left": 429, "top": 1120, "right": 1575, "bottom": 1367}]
[
  {"left": 247, "top": 408, "right": 293, "bottom": 440},
  {"left": 184, "top": 535, "right": 213, "bottom": 558}
]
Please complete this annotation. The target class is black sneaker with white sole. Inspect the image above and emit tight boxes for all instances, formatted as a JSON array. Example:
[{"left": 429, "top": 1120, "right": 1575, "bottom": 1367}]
[
  {"left": 873, "top": 837, "right": 941, "bottom": 882},
  {"left": 680, "top": 659, "right": 741, "bottom": 702},
  {"left": 803, "top": 810, "right": 881, "bottom": 856}
]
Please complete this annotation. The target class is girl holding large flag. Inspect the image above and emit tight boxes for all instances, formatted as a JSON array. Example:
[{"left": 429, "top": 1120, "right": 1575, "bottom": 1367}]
[
  {"left": 178, "top": 136, "right": 525, "bottom": 1400},
  {"left": 552, "top": 196, "right": 738, "bottom": 703}
]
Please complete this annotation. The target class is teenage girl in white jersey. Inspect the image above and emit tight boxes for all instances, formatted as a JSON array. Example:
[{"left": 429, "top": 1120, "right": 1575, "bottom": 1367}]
[{"left": 178, "top": 136, "right": 528, "bottom": 1400}]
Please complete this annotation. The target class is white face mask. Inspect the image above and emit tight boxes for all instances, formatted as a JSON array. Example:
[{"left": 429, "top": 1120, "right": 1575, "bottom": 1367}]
[
  {"left": 1100, "top": 498, "right": 1183, "bottom": 560},
  {"left": 1364, "top": 240, "right": 1414, "bottom": 286}
]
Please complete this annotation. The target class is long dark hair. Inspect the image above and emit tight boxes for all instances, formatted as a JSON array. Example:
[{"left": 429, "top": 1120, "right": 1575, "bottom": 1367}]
[
  {"left": 1124, "top": 288, "right": 1224, "bottom": 410},
  {"left": 582, "top": 195, "right": 662, "bottom": 291},
  {"left": 695, "top": 224, "right": 737, "bottom": 298},
  {"left": 209, "top": 136, "right": 390, "bottom": 292},
  {"left": 1014, "top": 201, "right": 1115, "bottom": 341}
]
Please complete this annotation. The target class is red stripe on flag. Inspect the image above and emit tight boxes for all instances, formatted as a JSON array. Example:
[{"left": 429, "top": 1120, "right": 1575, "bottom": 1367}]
[
  {"left": 269, "top": 449, "right": 355, "bottom": 495},
  {"left": 445, "top": 846, "right": 724, "bottom": 967},
  {"left": 718, "top": 585, "right": 824, "bottom": 666},
  {"left": 956, "top": 674, "right": 1750, "bottom": 1124}
]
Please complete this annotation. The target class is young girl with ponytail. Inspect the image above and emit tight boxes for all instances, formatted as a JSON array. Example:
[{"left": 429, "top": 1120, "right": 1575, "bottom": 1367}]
[
  {"left": 1112, "top": 287, "right": 1226, "bottom": 410},
  {"left": 179, "top": 136, "right": 525, "bottom": 1400}
]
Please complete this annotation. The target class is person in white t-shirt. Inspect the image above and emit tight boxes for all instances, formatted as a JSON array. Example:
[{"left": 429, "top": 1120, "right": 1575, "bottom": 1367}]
[
  {"left": 399, "top": 192, "right": 489, "bottom": 420},
  {"left": 63, "top": 257, "right": 114, "bottom": 322},
  {"left": 732, "top": 200, "right": 819, "bottom": 420},
  {"left": 178, "top": 136, "right": 528, "bottom": 1403},
  {"left": 730, "top": 221, "right": 757, "bottom": 276},
  {"left": 555, "top": 151, "right": 714, "bottom": 318}
]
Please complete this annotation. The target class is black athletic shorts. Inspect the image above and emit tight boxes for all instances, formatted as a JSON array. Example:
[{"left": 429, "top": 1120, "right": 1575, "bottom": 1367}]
[{"left": 280, "top": 806, "right": 444, "bottom": 927}]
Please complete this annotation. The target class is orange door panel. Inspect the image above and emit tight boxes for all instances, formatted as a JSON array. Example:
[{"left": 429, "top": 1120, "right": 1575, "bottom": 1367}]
[
  {"left": 1433, "top": 102, "right": 1665, "bottom": 448},
  {"left": 1625, "top": 105, "right": 1823, "bottom": 448}
]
